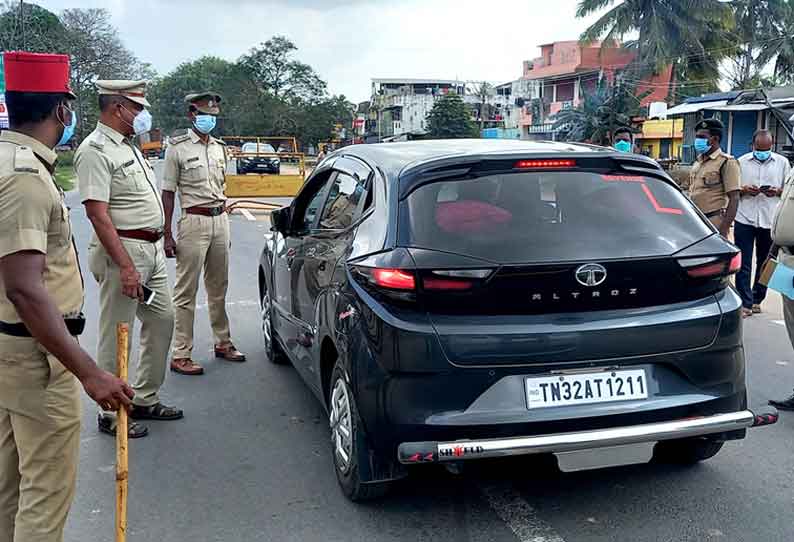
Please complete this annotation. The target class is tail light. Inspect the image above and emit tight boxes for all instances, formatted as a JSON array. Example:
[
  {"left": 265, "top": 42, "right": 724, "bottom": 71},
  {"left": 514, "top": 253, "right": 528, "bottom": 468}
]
[
  {"left": 679, "top": 253, "right": 741, "bottom": 278},
  {"left": 371, "top": 268, "right": 415, "bottom": 290},
  {"left": 353, "top": 267, "right": 493, "bottom": 296}
]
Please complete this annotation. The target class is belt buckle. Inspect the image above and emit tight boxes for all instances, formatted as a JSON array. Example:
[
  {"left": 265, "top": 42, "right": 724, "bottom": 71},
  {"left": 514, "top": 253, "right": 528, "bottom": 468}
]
[{"left": 212, "top": 206, "right": 223, "bottom": 216}]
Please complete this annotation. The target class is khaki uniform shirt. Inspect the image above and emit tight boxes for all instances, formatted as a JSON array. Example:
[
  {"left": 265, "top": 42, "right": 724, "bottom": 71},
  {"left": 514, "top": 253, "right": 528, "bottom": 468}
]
[
  {"left": 0, "top": 131, "right": 84, "bottom": 324},
  {"left": 162, "top": 129, "right": 227, "bottom": 208},
  {"left": 75, "top": 122, "right": 164, "bottom": 230},
  {"left": 689, "top": 149, "right": 741, "bottom": 214}
]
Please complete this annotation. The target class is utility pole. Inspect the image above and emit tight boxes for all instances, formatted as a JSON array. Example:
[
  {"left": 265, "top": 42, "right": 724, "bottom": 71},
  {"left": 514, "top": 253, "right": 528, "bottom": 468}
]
[{"left": 20, "top": 0, "right": 26, "bottom": 50}]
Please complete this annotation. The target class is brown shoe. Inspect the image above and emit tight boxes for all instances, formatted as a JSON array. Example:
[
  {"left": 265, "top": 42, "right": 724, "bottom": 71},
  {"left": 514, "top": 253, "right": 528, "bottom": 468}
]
[
  {"left": 170, "top": 358, "right": 204, "bottom": 375},
  {"left": 215, "top": 342, "right": 246, "bottom": 362}
]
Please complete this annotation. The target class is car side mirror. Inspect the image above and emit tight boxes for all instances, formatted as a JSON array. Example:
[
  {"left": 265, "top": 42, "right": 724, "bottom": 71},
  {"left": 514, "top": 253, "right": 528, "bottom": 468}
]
[{"left": 271, "top": 207, "right": 292, "bottom": 235}]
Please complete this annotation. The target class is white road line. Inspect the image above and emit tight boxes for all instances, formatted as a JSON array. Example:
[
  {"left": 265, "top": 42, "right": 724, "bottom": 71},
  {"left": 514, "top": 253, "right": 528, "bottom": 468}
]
[
  {"left": 479, "top": 482, "right": 566, "bottom": 542},
  {"left": 194, "top": 299, "right": 260, "bottom": 311},
  {"left": 238, "top": 208, "right": 256, "bottom": 221},
  {"left": 772, "top": 320, "right": 786, "bottom": 326}
]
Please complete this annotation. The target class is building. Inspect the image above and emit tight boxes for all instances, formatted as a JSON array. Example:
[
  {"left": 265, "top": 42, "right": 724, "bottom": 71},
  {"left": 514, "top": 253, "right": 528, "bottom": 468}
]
[
  {"left": 366, "top": 78, "right": 536, "bottom": 142},
  {"left": 635, "top": 118, "right": 683, "bottom": 160},
  {"left": 519, "top": 40, "right": 674, "bottom": 141},
  {"left": 666, "top": 87, "right": 794, "bottom": 164},
  {"left": 367, "top": 79, "right": 466, "bottom": 142}
]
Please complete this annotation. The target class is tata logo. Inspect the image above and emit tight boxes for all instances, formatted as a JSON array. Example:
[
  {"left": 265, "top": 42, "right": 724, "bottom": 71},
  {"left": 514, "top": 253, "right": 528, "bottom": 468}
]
[{"left": 575, "top": 263, "right": 607, "bottom": 287}]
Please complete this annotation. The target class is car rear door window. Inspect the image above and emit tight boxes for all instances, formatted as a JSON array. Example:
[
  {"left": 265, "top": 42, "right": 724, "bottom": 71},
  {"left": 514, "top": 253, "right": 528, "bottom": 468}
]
[
  {"left": 398, "top": 171, "right": 712, "bottom": 263},
  {"left": 319, "top": 172, "right": 367, "bottom": 230}
]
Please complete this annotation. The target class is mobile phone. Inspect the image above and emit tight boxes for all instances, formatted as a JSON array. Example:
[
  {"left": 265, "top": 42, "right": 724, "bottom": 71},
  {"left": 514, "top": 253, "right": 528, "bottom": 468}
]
[{"left": 141, "top": 285, "right": 156, "bottom": 305}]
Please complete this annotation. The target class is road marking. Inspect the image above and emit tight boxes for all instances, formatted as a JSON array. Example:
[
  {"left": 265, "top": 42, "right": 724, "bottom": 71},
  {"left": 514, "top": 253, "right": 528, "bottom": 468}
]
[
  {"left": 772, "top": 320, "right": 785, "bottom": 326},
  {"left": 238, "top": 208, "right": 256, "bottom": 221},
  {"left": 479, "top": 482, "right": 566, "bottom": 542}
]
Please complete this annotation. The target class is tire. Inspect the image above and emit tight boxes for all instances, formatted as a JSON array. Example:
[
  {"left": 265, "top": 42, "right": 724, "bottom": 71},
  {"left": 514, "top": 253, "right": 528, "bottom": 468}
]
[
  {"left": 328, "top": 362, "right": 392, "bottom": 501},
  {"left": 655, "top": 438, "right": 724, "bottom": 464},
  {"left": 261, "top": 286, "right": 288, "bottom": 365}
]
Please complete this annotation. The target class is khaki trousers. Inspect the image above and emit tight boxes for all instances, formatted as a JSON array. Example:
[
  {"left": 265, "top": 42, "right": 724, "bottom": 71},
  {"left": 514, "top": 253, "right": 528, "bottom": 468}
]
[
  {"left": 0, "top": 336, "right": 81, "bottom": 542},
  {"left": 89, "top": 238, "right": 174, "bottom": 414},
  {"left": 172, "top": 213, "right": 231, "bottom": 359}
]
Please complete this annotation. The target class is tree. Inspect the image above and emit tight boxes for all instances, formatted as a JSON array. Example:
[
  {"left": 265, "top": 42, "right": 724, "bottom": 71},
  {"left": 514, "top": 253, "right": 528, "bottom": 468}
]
[
  {"left": 426, "top": 93, "right": 477, "bottom": 139},
  {"left": 471, "top": 81, "right": 494, "bottom": 132},
  {"left": 552, "top": 78, "right": 649, "bottom": 145},
  {"left": 239, "top": 36, "right": 327, "bottom": 104},
  {"left": 577, "top": 0, "right": 734, "bottom": 99},
  {"left": 727, "top": 0, "right": 787, "bottom": 89},
  {"left": 0, "top": 1, "right": 65, "bottom": 53},
  {"left": 60, "top": 8, "right": 146, "bottom": 139},
  {"left": 148, "top": 56, "right": 261, "bottom": 137},
  {"left": 755, "top": 2, "right": 794, "bottom": 85}
]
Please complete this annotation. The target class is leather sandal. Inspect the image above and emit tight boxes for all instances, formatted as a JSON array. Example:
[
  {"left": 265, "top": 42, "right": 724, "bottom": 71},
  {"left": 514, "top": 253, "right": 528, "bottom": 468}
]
[
  {"left": 214, "top": 343, "right": 246, "bottom": 362},
  {"left": 130, "top": 403, "right": 184, "bottom": 421},
  {"left": 171, "top": 358, "right": 204, "bottom": 375},
  {"left": 98, "top": 414, "right": 149, "bottom": 438}
]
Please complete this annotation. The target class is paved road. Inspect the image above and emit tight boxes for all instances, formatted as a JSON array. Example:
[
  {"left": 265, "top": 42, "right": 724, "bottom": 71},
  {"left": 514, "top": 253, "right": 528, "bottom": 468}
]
[{"left": 62, "top": 188, "right": 794, "bottom": 542}]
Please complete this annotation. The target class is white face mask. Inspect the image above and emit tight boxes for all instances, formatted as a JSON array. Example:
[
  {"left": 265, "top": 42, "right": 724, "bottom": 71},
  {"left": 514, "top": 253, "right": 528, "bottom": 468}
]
[
  {"left": 132, "top": 109, "right": 153, "bottom": 136},
  {"left": 120, "top": 105, "right": 153, "bottom": 136}
]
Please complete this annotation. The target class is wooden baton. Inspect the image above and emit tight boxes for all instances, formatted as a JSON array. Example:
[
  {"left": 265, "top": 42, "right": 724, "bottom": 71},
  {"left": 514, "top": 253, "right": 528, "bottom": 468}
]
[{"left": 116, "top": 323, "right": 129, "bottom": 542}]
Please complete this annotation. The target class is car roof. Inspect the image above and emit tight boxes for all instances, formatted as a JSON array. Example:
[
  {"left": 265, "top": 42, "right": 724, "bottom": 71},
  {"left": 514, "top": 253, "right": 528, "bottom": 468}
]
[{"left": 336, "top": 139, "right": 645, "bottom": 176}]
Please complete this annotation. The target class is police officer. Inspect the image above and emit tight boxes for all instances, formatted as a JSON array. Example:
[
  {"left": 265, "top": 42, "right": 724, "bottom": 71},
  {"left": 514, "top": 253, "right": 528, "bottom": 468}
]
[
  {"left": 162, "top": 92, "right": 245, "bottom": 376},
  {"left": 75, "top": 80, "right": 183, "bottom": 438},
  {"left": 689, "top": 118, "right": 741, "bottom": 237},
  {"left": 0, "top": 52, "right": 133, "bottom": 542}
]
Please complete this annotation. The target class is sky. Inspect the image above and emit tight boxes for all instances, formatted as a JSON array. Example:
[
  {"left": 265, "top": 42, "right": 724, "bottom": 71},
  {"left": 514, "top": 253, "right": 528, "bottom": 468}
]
[{"left": 35, "top": 0, "right": 603, "bottom": 103}]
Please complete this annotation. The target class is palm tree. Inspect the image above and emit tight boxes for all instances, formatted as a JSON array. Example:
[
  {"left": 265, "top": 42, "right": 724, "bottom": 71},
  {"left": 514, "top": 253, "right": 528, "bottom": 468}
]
[
  {"left": 577, "top": 0, "right": 734, "bottom": 99},
  {"left": 755, "top": 1, "right": 794, "bottom": 85},
  {"left": 728, "top": 0, "right": 787, "bottom": 89},
  {"left": 552, "top": 78, "right": 650, "bottom": 145}
]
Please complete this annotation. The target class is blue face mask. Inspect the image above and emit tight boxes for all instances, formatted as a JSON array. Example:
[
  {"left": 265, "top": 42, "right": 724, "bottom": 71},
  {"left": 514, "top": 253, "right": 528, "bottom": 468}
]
[
  {"left": 194, "top": 114, "right": 216, "bottom": 135},
  {"left": 614, "top": 140, "right": 632, "bottom": 153},
  {"left": 57, "top": 105, "right": 76, "bottom": 147},
  {"left": 694, "top": 137, "right": 711, "bottom": 155},
  {"left": 754, "top": 150, "right": 772, "bottom": 162}
]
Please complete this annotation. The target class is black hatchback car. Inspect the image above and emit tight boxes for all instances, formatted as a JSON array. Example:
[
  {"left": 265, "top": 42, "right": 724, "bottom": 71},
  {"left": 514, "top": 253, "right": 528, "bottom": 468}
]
[{"left": 259, "top": 140, "right": 777, "bottom": 501}]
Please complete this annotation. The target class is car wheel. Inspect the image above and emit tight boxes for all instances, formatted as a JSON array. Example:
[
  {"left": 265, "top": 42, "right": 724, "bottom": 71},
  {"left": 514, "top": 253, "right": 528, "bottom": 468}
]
[
  {"left": 329, "top": 362, "right": 392, "bottom": 501},
  {"left": 261, "top": 287, "right": 288, "bottom": 365},
  {"left": 655, "top": 438, "right": 724, "bottom": 464}
]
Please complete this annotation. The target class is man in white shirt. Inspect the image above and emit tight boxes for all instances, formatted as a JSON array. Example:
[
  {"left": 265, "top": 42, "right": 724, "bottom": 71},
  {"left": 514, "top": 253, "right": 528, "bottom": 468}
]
[{"left": 736, "top": 130, "right": 791, "bottom": 318}]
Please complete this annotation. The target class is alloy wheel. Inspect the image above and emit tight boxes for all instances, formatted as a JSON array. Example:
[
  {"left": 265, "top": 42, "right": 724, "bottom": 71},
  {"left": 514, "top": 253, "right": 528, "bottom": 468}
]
[{"left": 329, "top": 377, "right": 354, "bottom": 474}]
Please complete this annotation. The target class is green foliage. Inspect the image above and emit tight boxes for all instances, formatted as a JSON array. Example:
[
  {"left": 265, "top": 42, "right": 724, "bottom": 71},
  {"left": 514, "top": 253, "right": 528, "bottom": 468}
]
[
  {"left": 148, "top": 40, "right": 354, "bottom": 148},
  {"left": 552, "top": 78, "right": 649, "bottom": 145},
  {"left": 426, "top": 93, "right": 478, "bottom": 139},
  {"left": 239, "top": 36, "right": 327, "bottom": 104},
  {"left": 0, "top": 1, "right": 65, "bottom": 53},
  {"left": 578, "top": 0, "right": 734, "bottom": 99}
]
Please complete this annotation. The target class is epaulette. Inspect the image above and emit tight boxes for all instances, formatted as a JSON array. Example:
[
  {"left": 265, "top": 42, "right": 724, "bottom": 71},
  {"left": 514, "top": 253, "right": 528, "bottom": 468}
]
[
  {"left": 89, "top": 131, "right": 107, "bottom": 150},
  {"left": 213, "top": 137, "right": 226, "bottom": 146},
  {"left": 170, "top": 133, "right": 191, "bottom": 145},
  {"left": 13, "top": 146, "right": 40, "bottom": 174}
]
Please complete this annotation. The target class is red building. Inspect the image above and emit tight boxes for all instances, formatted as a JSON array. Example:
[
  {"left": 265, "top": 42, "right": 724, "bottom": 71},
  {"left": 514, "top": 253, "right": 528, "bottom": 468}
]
[{"left": 521, "top": 40, "right": 673, "bottom": 140}]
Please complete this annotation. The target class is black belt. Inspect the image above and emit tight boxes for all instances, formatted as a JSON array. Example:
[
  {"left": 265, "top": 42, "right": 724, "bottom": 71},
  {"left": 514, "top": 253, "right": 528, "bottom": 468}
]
[
  {"left": 705, "top": 209, "right": 726, "bottom": 218},
  {"left": 0, "top": 314, "right": 85, "bottom": 338},
  {"left": 185, "top": 205, "right": 226, "bottom": 217}
]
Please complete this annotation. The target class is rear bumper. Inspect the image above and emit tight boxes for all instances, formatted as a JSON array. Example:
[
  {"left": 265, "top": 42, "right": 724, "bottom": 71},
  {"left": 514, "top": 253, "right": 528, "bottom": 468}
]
[{"left": 397, "top": 409, "right": 777, "bottom": 464}]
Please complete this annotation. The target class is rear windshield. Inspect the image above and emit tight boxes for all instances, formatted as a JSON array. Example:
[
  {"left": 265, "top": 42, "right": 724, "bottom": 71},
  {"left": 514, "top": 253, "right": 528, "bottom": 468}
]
[{"left": 398, "top": 171, "right": 711, "bottom": 263}]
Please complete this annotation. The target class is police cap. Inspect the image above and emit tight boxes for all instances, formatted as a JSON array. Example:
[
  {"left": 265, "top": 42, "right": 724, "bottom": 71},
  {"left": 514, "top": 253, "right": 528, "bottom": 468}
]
[
  {"left": 96, "top": 80, "right": 150, "bottom": 108},
  {"left": 695, "top": 118, "right": 724, "bottom": 137},
  {"left": 185, "top": 92, "right": 222, "bottom": 115}
]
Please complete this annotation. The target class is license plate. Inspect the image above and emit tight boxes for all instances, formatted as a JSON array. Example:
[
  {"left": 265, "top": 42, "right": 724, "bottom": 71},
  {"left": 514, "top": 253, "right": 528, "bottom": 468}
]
[{"left": 525, "top": 369, "right": 647, "bottom": 409}]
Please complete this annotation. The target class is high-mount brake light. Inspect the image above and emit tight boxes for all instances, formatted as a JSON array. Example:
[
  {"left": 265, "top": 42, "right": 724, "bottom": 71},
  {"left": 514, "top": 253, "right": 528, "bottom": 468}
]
[{"left": 514, "top": 159, "right": 576, "bottom": 169}]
